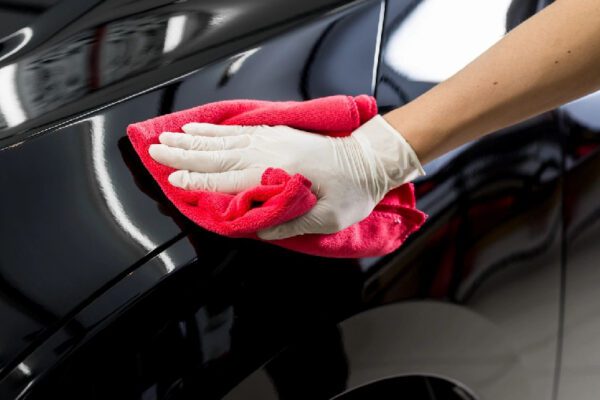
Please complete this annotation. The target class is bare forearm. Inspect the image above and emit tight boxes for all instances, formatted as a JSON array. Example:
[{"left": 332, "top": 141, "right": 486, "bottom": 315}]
[{"left": 383, "top": 0, "right": 600, "bottom": 164}]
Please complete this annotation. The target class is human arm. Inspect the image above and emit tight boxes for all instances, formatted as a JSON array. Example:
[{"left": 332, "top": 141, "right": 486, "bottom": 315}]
[{"left": 384, "top": 0, "right": 600, "bottom": 163}]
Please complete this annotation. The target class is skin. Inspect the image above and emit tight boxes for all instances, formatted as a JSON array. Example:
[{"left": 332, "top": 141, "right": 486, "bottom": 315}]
[{"left": 384, "top": 0, "right": 600, "bottom": 164}]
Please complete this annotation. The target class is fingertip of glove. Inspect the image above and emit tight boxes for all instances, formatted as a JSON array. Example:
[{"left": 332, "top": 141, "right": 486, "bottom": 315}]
[
  {"left": 181, "top": 122, "right": 204, "bottom": 133},
  {"left": 168, "top": 170, "right": 187, "bottom": 188},
  {"left": 148, "top": 143, "right": 161, "bottom": 159}
]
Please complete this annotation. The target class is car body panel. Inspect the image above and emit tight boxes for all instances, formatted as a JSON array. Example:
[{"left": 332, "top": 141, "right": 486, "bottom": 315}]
[
  {"left": 556, "top": 94, "right": 600, "bottom": 399},
  {"left": 0, "top": 0, "right": 383, "bottom": 397}
]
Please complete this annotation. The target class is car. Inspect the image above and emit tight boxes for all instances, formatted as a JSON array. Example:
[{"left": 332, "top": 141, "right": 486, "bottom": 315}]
[{"left": 0, "top": 0, "right": 599, "bottom": 399}]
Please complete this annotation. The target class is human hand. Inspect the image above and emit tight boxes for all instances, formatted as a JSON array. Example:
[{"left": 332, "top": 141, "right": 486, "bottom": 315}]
[{"left": 148, "top": 115, "right": 425, "bottom": 240}]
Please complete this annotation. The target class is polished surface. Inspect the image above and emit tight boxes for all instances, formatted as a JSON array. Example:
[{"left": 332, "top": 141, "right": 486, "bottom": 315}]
[
  {"left": 0, "top": 0, "right": 373, "bottom": 145},
  {"left": 1, "top": 0, "right": 599, "bottom": 399},
  {"left": 0, "top": 1, "right": 61, "bottom": 39},
  {"left": 555, "top": 93, "right": 600, "bottom": 399},
  {"left": 23, "top": 243, "right": 370, "bottom": 399},
  {"left": 0, "top": 0, "right": 383, "bottom": 397}
]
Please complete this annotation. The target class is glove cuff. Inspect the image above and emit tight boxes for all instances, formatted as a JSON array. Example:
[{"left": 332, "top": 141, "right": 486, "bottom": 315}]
[{"left": 352, "top": 114, "right": 426, "bottom": 191}]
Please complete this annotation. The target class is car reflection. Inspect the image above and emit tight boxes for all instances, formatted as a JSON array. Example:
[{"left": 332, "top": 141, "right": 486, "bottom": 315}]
[
  {"left": 0, "top": 9, "right": 208, "bottom": 130},
  {"left": 13, "top": 12, "right": 207, "bottom": 127}
]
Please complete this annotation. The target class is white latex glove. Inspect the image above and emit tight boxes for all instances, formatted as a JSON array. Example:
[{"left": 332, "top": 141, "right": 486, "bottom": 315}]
[{"left": 148, "top": 115, "right": 425, "bottom": 240}]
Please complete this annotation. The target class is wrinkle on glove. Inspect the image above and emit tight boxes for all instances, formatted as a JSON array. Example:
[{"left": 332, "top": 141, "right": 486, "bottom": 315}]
[{"left": 127, "top": 95, "right": 427, "bottom": 258}]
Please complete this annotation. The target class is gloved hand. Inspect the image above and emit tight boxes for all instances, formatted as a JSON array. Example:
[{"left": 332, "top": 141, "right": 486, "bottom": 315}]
[{"left": 148, "top": 114, "right": 425, "bottom": 240}]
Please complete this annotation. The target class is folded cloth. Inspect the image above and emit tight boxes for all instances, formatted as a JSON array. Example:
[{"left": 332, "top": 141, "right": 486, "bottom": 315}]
[{"left": 127, "top": 94, "right": 427, "bottom": 258}]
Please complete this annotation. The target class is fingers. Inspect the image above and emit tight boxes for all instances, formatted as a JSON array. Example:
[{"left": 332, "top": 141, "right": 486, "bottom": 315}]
[
  {"left": 257, "top": 202, "right": 341, "bottom": 240},
  {"left": 159, "top": 132, "right": 250, "bottom": 151},
  {"left": 181, "top": 123, "right": 252, "bottom": 137},
  {"left": 148, "top": 144, "right": 247, "bottom": 172},
  {"left": 168, "top": 168, "right": 263, "bottom": 193}
]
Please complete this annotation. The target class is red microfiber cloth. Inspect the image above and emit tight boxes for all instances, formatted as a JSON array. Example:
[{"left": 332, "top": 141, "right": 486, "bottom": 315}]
[{"left": 127, "top": 94, "right": 427, "bottom": 258}]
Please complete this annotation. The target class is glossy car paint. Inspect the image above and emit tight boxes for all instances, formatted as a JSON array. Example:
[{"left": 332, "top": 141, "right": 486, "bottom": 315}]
[
  {"left": 0, "top": 0, "right": 384, "bottom": 397},
  {"left": 0, "top": 0, "right": 598, "bottom": 399},
  {"left": 555, "top": 95, "right": 600, "bottom": 399}
]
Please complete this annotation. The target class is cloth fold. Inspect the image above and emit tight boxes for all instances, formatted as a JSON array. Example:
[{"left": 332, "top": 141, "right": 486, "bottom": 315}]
[{"left": 127, "top": 94, "right": 427, "bottom": 258}]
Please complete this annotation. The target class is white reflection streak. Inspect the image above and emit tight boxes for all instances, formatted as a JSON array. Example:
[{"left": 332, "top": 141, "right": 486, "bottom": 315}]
[
  {"left": 0, "top": 27, "right": 33, "bottom": 62},
  {"left": 90, "top": 116, "right": 175, "bottom": 273},
  {"left": 16, "top": 362, "right": 31, "bottom": 376},
  {"left": 226, "top": 48, "right": 259, "bottom": 76},
  {"left": 163, "top": 15, "right": 187, "bottom": 53},
  {"left": 0, "top": 64, "right": 26, "bottom": 127},
  {"left": 385, "top": 0, "right": 512, "bottom": 82}
]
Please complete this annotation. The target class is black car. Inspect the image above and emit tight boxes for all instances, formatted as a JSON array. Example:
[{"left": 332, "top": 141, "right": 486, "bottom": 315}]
[{"left": 0, "top": 0, "right": 599, "bottom": 399}]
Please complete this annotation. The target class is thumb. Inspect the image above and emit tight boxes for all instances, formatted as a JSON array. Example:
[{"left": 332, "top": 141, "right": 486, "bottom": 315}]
[{"left": 257, "top": 202, "right": 334, "bottom": 240}]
